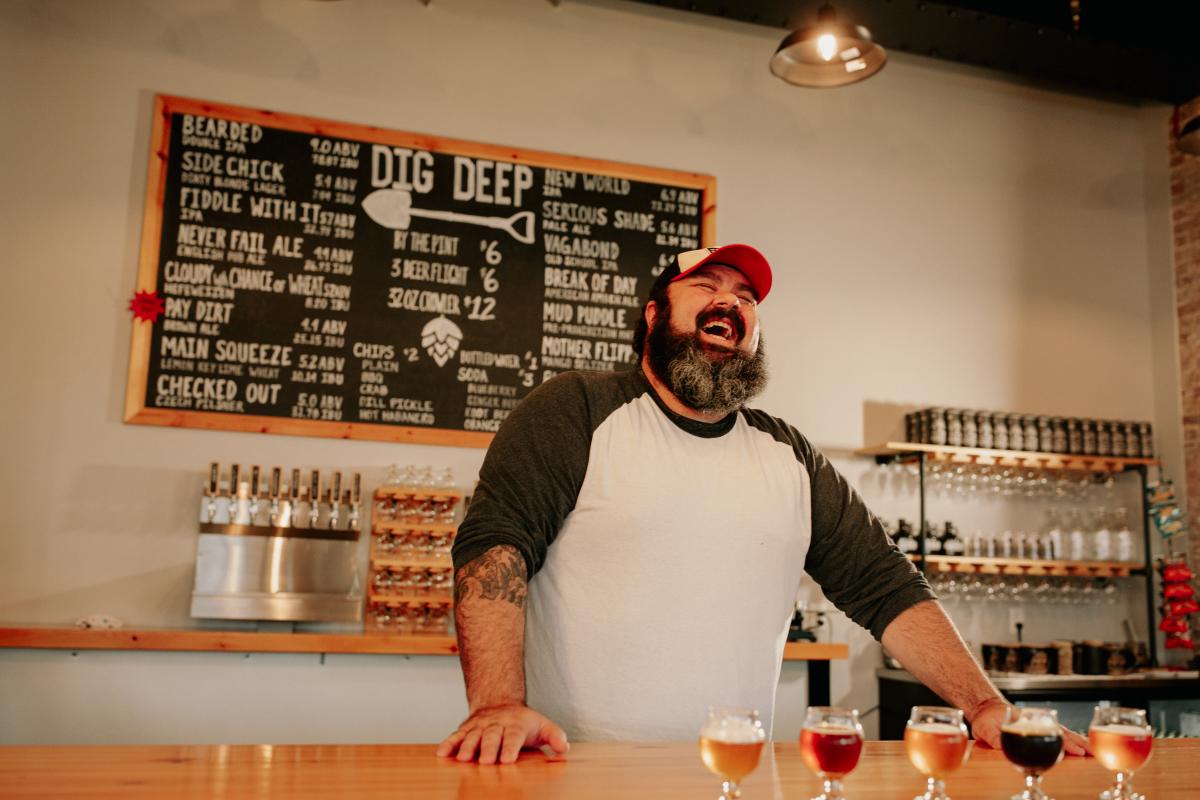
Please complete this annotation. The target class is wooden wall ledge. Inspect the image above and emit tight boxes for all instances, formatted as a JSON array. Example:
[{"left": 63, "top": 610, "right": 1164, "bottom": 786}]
[
  {"left": 0, "top": 627, "right": 847, "bottom": 661},
  {"left": 0, "top": 626, "right": 458, "bottom": 656}
]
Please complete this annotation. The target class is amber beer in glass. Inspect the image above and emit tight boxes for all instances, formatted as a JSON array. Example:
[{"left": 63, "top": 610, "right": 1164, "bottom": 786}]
[
  {"left": 699, "top": 707, "right": 766, "bottom": 800},
  {"left": 1000, "top": 706, "right": 1064, "bottom": 800},
  {"left": 1088, "top": 706, "right": 1153, "bottom": 800},
  {"left": 904, "top": 706, "right": 971, "bottom": 800},
  {"left": 799, "top": 706, "right": 864, "bottom": 800}
]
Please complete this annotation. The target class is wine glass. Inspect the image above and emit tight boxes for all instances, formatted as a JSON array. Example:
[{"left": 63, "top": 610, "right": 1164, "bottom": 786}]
[
  {"left": 799, "top": 706, "right": 864, "bottom": 800},
  {"left": 1001, "top": 706, "right": 1064, "bottom": 800},
  {"left": 699, "top": 707, "right": 766, "bottom": 800},
  {"left": 1089, "top": 706, "right": 1153, "bottom": 800},
  {"left": 904, "top": 706, "right": 971, "bottom": 800}
]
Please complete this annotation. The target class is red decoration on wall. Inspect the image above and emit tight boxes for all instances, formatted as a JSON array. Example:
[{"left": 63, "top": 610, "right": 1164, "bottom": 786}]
[{"left": 128, "top": 290, "right": 165, "bottom": 323}]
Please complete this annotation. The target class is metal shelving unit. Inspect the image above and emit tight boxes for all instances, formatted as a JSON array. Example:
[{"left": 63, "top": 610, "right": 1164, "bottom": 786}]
[{"left": 855, "top": 442, "right": 1161, "bottom": 665}]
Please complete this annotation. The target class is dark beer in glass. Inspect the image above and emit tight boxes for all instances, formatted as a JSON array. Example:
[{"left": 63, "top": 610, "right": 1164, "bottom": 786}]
[{"left": 1000, "top": 707, "right": 1064, "bottom": 800}]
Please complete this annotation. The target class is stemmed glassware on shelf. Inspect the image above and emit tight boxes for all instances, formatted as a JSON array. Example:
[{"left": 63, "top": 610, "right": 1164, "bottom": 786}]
[{"left": 379, "top": 464, "right": 460, "bottom": 522}]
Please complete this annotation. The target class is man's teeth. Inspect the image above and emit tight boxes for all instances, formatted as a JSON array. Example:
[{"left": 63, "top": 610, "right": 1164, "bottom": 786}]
[{"left": 702, "top": 321, "right": 734, "bottom": 340}]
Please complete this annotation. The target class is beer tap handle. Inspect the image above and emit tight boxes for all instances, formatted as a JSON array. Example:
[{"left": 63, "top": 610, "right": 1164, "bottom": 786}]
[
  {"left": 204, "top": 462, "right": 219, "bottom": 523},
  {"left": 269, "top": 466, "right": 282, "bottom": 525},
  {"left": 309, "top": 470, "right": 321, "bottom": 527},
  {"left": 328, "top": 471, "right": 343, "bottom": 529},
  {"left": 349, "top": 473, "right": 362, "bottom": 530},
  {"left": 249, "top": 465, "right": 261, "bottom": 522},
  {"left": 280, "top": 468, "right": 300, "bottom": 528}
]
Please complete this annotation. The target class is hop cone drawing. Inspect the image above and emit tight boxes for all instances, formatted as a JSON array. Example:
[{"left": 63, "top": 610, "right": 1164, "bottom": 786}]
[{"left": 421, "top": 315, "right": 463, "bottom": 367}]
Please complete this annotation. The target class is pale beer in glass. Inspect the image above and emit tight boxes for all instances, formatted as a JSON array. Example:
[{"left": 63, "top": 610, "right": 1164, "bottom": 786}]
[
  {"left": 699, "top": 707, "right": 766, "bottom": 800},
  {"left": 1088, "top": 707, "right": 1152, "bottom": 800},
  {"left": 904, "top": 706, "right": 971, "bottom": 800}
]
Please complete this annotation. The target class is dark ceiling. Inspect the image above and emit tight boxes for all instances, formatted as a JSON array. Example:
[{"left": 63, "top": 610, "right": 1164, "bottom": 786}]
[{"left": 627, "top": 0, "right": 1200, "bottom": 104}]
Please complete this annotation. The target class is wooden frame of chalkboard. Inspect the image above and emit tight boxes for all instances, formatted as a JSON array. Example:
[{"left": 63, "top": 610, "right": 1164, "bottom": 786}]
[{"left": 125, "top": 94, "right": 715, "bottom": 447}]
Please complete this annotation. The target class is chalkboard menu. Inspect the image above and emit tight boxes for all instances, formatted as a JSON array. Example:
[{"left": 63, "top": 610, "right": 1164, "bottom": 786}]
[{"left": 125, "top": 95, "right": 714, "bottom": 447}]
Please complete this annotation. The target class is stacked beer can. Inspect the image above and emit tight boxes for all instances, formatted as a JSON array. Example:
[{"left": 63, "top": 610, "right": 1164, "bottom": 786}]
[{"left": 904, "top": 408, "right": 1154, "bottom": 457}]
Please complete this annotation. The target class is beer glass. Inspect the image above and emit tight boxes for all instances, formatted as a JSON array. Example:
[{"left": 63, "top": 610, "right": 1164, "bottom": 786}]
[
  {"left": 1088, "top": 706, "right": 1153, "bottom": 800},
  {"left": 799, "top": 706, "right": 864, "bottom": 800},
  {"left": 1000, "top": 706, "right": 1064, "bottom": 800},
  {"left": 699, "top": 706, "right": 766, "bottom": 800},
  {"left": 904, "top": 706, "right": 971, "bottom": 800}
]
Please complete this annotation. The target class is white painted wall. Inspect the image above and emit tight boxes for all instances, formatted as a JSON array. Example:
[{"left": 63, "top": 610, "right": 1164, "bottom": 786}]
[{"left": 0, "top": 0, "right": 1180, "bottom": 745}]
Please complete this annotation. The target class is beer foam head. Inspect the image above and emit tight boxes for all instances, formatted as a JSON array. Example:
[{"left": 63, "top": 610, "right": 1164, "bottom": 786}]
[
  {"left": 701, "top": 715, "right": 764, "bottom": 744},
  {"left": 910, "top": 722, "right": 965, "bottom": 736},
  {"left": 1093, "top": 723, "right": 1151, "bottom": 737},
  {"left": 1002, "top": 718, "right": 1060, "bottom": 736}
]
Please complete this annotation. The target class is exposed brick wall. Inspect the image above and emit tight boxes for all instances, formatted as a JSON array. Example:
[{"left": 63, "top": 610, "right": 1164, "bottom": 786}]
[{"left": 1172, "top": 97, "right": 1200, "bottom": 589}]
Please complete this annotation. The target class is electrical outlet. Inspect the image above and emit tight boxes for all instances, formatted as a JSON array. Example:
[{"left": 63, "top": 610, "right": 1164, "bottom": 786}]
[{"left": 1009, "top": 607, "right": 1026, "bottom": 630}]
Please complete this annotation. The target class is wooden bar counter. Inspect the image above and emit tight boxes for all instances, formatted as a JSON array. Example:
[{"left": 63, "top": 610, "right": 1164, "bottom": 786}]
[{"left": 1, "top": 740, "right": 1195, "bottom": 799}]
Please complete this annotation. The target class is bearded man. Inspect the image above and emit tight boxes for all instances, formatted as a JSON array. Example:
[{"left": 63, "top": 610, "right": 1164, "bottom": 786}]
[{"left": 438, "top": 245, "right": 1088, "bottom": 764}]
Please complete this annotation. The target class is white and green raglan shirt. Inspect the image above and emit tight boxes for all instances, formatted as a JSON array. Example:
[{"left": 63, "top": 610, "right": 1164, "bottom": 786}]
[{"left": 453, "top": 369, "right": 933, "bottom": 741}]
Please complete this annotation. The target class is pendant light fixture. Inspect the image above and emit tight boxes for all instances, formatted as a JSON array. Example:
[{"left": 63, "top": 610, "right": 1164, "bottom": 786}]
[{"left": 769, "top": 3, "right": 886, "bottom": 88}]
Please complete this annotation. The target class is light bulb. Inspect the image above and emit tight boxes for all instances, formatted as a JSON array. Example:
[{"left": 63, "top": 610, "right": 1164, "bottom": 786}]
[{"left": 817, "top": 33, "right": 837, "bottom": 61}]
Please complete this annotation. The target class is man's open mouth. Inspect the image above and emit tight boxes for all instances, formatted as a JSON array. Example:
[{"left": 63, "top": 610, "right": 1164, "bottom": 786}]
[
  {"left": 701, "top": 319, "right": 736, "bottom": 341},
  {"left": 697, "top": 310, "right": 744, "bottom": 346}
]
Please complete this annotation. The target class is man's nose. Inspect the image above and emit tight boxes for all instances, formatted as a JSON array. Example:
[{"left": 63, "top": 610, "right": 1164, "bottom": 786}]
[{"left": 710, "top": 291, "right": 742, "bottom": 310}]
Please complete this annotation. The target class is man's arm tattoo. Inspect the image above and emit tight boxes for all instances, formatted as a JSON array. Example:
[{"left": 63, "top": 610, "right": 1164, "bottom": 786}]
[{"left": 454, "top": 545, "right": 528, "bottom": 609}]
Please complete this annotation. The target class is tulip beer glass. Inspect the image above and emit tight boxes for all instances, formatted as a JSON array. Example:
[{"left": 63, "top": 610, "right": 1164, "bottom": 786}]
[
  {"left": 699, "top": 706, "right": 766, "bottom": 800},
  {"left": 1088, "top": 706, "right": 1153, "bottom": 800},
  {"left": 799, "top": 706, "right": 864, "bottom": 800},
  {"left": 904, "top": 706, "right": 971, "bottom": 800},
  {"left": 1000, "top": 706, "right": 1064, "bottom": 800}
]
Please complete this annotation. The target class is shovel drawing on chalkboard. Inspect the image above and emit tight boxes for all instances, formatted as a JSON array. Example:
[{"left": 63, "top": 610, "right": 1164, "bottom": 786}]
[{"left": 362, "top": 189, "right": 536, "bottom": 245}]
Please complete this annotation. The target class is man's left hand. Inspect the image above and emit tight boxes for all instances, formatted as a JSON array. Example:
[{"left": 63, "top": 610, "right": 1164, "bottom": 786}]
[{"left": 968, "top": 698, "right": 1091, "bottom": 756}]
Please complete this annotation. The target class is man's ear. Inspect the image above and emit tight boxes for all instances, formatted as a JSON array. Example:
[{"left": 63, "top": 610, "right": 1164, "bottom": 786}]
[{"left": 644, "top": 299, "right": 658, "bottom": 329}]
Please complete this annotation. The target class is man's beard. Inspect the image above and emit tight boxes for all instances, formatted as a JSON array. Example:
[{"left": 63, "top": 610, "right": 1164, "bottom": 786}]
[{"left": 646, "top": 304, "right": 769, "bottom": 415}]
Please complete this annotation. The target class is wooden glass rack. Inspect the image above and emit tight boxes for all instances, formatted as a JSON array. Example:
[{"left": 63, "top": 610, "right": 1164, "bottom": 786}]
[
  {"left": 855, "top": 442, "right": 1157, "bottom": 473},
  {"left": 911, "top": 555, "right": 1143, "bottom": 577}
]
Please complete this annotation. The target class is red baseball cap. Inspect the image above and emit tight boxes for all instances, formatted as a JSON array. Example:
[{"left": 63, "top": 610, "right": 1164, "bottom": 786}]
[{"left": 650, "top": 244, "right": 773, "bottom": 303}]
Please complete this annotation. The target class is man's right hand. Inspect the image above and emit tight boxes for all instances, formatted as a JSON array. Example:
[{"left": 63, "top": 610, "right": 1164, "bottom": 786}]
[{"left": 436, "top": 703, "right": 570, "bottom": 764}]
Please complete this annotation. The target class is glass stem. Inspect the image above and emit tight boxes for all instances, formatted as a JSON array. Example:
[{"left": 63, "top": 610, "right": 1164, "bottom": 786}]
[
  {"left": 721, "top": 779, "right": 741, "bottom": 800},
  {"left": 925, "top": 776, "right": 945, "bottom": 799},
  {"left": 1025, "top": 771, "right": 1040, "bottom": 798},
  {"left": 1114, "top": 771, "right": 1128, "bottom": 799},
  {"left": 824, "top": 777, "right": 843, "bottom": 799}
]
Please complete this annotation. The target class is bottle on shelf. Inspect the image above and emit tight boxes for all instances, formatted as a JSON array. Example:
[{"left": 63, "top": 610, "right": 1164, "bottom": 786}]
[
  {"left": 997, "top": 529, "right": 1014, "bottom": 558},
  {"left": 894, "top": 518, "right": 919, "bottom": 555},
  {"left": 1091, "top": 509, "right": 1113, "bottom": 561},
  {"left": 941, "top": 521, "right": 966, "bottom": 556},
  {"left": 1044, "top": 510, "right": 1063, "bottom": 561},
  {"left": 923, "top": 521, "right": 943, "bottom": 555},
  {"left": 1114, "top": 508, "right": 1135, "bottom": 563},
  {"left": 1065, "top": 510, "right": 1087, "bottom": 561}
]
